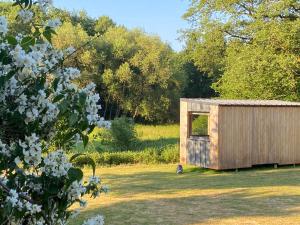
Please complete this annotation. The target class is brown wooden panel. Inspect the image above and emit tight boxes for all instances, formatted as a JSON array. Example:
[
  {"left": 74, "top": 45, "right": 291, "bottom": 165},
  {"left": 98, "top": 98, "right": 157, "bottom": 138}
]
[
  {"left": 208, "top": 105, "right": 219, "bottom": 169},
  {"left": 180, "top": 101, "right": 188, "bottom": 164},
  {"left": 218, "top": 107, "right": 253, "bottom": 169},
  {"left": 219, "top": 106, "right": 300, "bottom": 169}
]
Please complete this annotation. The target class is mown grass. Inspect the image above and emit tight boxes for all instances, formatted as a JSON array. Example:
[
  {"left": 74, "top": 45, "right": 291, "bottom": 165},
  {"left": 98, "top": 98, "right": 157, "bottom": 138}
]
[{"left": 69, "top": 164, "right": 300, "bottom": 225}]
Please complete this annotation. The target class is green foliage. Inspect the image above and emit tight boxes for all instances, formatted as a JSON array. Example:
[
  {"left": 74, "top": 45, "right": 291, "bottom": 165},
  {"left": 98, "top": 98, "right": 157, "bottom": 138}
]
[
  {"left": 71, "top": 124, "right": 180, "bottom": 166},
  {"left": 184, "top": 0, "right": 300, "bottom": 100},
  {"left": 95, "top": 16, "right": 116, "bottom": 35},
  {"left": 98, "top": 27, "right": 185, "bottom": 122},
  {"left": 72, "top": 147, "right": 179, "bottom": 166},
  {"left": 110, "top": 117, "right": 137, "bottom": 149}
]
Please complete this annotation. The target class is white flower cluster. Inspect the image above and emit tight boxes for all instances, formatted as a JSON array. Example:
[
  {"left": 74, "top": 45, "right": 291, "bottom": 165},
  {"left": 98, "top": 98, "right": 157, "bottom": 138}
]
[
  {"left": 41, "top": 150, "right": 72, "bottom": 177},
  {"left": 81, "top": 83, "right": 110, "bottom": 128},
  {"left": 46, "top": 18, "right": 61, "bottom": 29},
  {"left": 19, "top": 133, "right": 42, "bottom": 166},
  {"left": 67, "top": 180, "right": 86, "bottom": 201},
  {"left": 88, "top": 176, "right": 101, "bottom": 185},
  {"left": 0, "top": 16, "right": 8, "bottom": 36},
  {"left": 37, "top": 0, "right": 53, "bottom": 12},
  {"left": 7, "top": 189, "right": 42, "bottom": 214},
  {"left": 18, "top": 9, "right": 33, "bottom": 23},
  {"left": 0, "top": 139, "right": 10, "bottom": 156},
  {"left": 82, "top": 215, "right": 105, "bottom": 225},
  {"left": 0, "top": 7, "right": 108, "bottom": 224}
]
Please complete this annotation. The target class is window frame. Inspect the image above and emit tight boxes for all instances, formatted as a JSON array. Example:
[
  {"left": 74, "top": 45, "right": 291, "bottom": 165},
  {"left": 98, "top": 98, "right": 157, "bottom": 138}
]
[{"left": 188, "top": 112, "right": 210, "bottom": 138}]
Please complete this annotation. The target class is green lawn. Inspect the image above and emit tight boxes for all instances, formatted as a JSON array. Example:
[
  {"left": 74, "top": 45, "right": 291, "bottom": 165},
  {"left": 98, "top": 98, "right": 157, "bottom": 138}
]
[{"left": 69, "top": 164, "right": 300, "bottom": 225}]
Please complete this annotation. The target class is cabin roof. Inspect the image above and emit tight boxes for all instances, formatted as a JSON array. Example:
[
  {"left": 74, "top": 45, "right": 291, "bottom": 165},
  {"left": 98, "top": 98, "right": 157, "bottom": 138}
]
[{"left": 181, "top": 98, "right": 300, "bottom": 106}]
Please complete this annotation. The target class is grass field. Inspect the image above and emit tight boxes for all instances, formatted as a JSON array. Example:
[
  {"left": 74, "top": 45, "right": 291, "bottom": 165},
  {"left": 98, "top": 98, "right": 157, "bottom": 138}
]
[
  {"left": 75, "top": 124, "right": 179, "bottom": 153},
  {"left": 69, "top": 164, "right": 300, "bottom": 225},
  {"left": 72, "top": 124, "right": 180, "bottom": 165}
]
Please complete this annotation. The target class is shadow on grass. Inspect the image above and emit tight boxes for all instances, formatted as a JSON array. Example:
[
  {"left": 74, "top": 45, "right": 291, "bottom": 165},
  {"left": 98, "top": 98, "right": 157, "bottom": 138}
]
[
  {"left": 101, "top": 165, "right": 300, "bottom": 195},
  {"left": 70, "top": 166, "right": 300, "bottom": 225},
  {"left": 80, "top": 189, "right": 300, "bottom": 225}
]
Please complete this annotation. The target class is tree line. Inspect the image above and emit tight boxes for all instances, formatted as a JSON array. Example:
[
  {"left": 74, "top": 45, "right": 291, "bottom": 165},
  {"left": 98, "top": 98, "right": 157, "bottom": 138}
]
[
  {"left": 184, "top": 0, "right": 300, "bottom": 100},
  {"left": 2, "top": 0, "right": 298, "bottom": 123}
]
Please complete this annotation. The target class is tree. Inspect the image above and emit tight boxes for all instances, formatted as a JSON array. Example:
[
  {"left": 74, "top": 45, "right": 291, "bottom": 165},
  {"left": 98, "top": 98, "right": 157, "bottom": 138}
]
[
  {"left": 175, "top": 52, "right": 216, "bottom": 98},
  {"left": 184, "top": 0, "right": 300, "bottom": 100},
  {"left": 52, "top": 21, "right": 97, "bottom": 85},
  {"left": 0, "top": 1, "right": 109, "bottom": 224},
  {"left": 95, "top": 16, "right": 116, "bottom": 35},
  {"left": 94, "top": 26, "right": 185, "bottom": 122}
]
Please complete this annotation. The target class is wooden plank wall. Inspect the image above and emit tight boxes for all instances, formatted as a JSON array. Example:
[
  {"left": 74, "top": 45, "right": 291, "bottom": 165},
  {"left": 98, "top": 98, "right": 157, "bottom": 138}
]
[
  {"left": 208, "top": 105, "right": 219, "bottom": 169},
  {"left": 180, "top": 101, "right": 188, "bottom": 164},
  {"left": 187, "top": 137, "right": 210, "bottom": 167},
  {"left": 218, "top": 106, "right": 300, "bottom": 169}
]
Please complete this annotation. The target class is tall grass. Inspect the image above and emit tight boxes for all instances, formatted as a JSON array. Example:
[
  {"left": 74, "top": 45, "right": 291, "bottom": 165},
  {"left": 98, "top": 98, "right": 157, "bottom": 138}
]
[{"left": 71, "top": 124, "right": 180, "bottom": 165}]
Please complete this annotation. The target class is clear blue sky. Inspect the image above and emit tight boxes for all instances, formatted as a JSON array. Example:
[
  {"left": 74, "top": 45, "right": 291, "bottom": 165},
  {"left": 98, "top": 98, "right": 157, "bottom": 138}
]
[{"left": 52, "top": 0, "right": 190, "bottom": 51}]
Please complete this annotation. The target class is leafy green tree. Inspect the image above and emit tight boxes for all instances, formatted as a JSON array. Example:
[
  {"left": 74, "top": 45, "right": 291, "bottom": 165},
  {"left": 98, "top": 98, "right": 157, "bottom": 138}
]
[
  {"left": 52, "top": 21, "right": 98, "bottom": 85},
  {"left": 96, "top": 27, "right": 185, "bottom": 122},
  {"left": 95, "top": 16, "right": 116, "bottom": 35},
  {"left": 184, "top": 0, "right": 300, "bottom": 100},
  {"left": 174, "top": 52, "right": 216, "bottom": 98}
]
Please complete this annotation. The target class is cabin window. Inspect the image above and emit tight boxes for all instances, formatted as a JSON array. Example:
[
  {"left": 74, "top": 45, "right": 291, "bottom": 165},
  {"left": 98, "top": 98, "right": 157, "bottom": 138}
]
[{"left": 189, "top": 113, "right": 209, "bottom": 136}]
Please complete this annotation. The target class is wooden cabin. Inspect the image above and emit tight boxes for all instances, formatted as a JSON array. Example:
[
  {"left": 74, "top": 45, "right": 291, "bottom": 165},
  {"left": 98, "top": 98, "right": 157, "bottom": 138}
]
[{"left": 180, "top": 98, "right": 300, "bottom": 170}]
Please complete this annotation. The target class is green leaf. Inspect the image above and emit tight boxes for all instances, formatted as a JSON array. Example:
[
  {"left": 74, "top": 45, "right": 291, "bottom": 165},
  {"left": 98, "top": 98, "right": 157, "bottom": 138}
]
[
  {"left": 43, "top": 29, "right": 52, "bottom": 43},
  {"left": 68, "top": 113, "right": 78, "bottom": 126},
  {"left": 70, "top": 153, "right": 86, "bottom": 162},
  {"left": 79, "top": 92, "right": 87, "bottom": 106},
  {"left": 21, "top": 36, "right": 35, "bottom": 51},
  {"left": 85, "top": 156, "right": 96, "bottom": 176},
  {"left": 62, "top": 130, "right": 78, "bottom": 144},
  {"left": 6, "top": 36, "right": 17, "bottom": 46},
  {"left": 68, "top": 168, "right": 83, "bottom": 182},
  {"left": 73, "top": 155, "right": 96, "bottom": 176},
  {"left": 81, "top": 134, "right": 89, "bottom": 148},
  {"left": 53, "top": 94, "right": 64, "bottom": 103},
  {"left": 52, "top": 77, "right": 60, "bottom": 91}
]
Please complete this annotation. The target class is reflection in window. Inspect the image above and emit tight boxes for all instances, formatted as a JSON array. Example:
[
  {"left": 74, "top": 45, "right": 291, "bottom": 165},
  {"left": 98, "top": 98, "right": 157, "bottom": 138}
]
[{"left": 190, "top": 114, "right": 209, "bottom": 136}]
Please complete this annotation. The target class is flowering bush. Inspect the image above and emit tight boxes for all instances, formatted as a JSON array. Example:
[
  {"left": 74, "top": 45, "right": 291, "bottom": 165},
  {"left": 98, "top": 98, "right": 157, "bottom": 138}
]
[{"left": 0, "top": 0, "right": 109, "bottom": 224}]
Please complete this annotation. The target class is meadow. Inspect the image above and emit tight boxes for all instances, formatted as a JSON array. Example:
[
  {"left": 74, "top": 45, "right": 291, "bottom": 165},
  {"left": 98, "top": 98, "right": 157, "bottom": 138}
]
[
  {"left": 70, "top": 164, "right": 300, "bottom": 225},
  {"left": 72, "top": 124, "right": 180, "bottom": 166},
  {"left": 69, "top": 125, "right": 300, "bottom": 225}
]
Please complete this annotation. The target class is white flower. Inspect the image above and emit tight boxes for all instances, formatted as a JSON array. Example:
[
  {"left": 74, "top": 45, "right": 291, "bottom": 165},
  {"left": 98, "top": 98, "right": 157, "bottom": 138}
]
[
  {"left": 14, "top": 156, "right": 21, "bottom": 165},
  {"left": 82, "top": 215, "right": 104, "bottom": 225},
  {"left": 0, "top": 140, "right": 10, "bottom": 156},
  {"left": 0, "top": 16, "right": 8, "bottom": 35},
  {"left": 46, "top": 18, "right": 61, "bottom": 29},
  {"left": 37, "top": 0, "right": 53, "bottom": 12},
  {"left": 20, "top": 133, "right": 42, "bottom": 166},
  {"left": 67, "top": 180, "right": 86, "bottom": 201},
  {"left": 18, "top": 10, "right": 34, "bottom": 23},
  {"left": 25, "top": 201, "right": 42, "bottom": 214},
  {"left": 88, "top": 176, "right": 100, "bottom": 185},
  {"left": 65, "top": 46, "right": 76, "bottom": 55},
  {"left": 41, "top": 150, "right": 72, "bottom": 177},
  {"left": 7, "top": 189, "right": 20, "bottom": 207}
]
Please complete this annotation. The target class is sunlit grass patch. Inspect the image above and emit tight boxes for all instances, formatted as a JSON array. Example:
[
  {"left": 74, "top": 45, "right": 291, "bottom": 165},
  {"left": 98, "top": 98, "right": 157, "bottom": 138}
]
[{"left": 69, "top": 164, "right": 300, "bottom": 225}]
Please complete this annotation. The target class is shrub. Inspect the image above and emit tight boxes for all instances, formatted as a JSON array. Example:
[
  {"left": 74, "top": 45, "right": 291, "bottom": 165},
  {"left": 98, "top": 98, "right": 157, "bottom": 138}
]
[
  {"left": 110, "top": 117, "right": 137, "bottom": 149},
  {"left": 0, "top": 1, "right": 109, "bottom": 224},
  {"left": 161, "top": 145, "right": 179, "bottom": 163},
  {"left": 72, "top": 146, "right": 180, "bottom": 166}
]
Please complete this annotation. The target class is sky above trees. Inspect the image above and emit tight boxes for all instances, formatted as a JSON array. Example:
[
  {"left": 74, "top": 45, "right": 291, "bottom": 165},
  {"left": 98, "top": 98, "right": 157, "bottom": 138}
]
[{"left": 52, "top": 0, "right": 190, "bottom": 51}]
